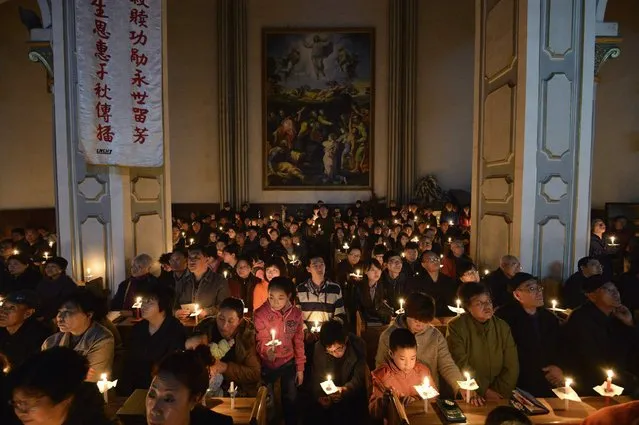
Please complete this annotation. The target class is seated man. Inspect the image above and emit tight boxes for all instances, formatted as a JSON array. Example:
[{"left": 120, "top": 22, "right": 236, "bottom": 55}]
[
  {"left": 447, "top": 282, "right": 519, "bottom": 401},
  {"left": 483, "top": 255, "right": 520, "bottom": 308},
  {"left": 0, "top": 290, "right": 51, "bottom": 368},
  {"left": 441, "top": 240, "right": 473, "bottom": 280},
  {"left": 562, "top": 275, "right": 639, "bottom": 396},
  {"left": 375, "top": 292, "right": 463, "bottom": 397},
  {"left": 379, "top": 251, "right": 408, "bottom": 311},
  {"left": 308, "top": 320, "right": 370, "bottom": 425},
  {"left": 562, "top": 256, "right": 602, "bottom": 309},
  {"left": 110, "top": 253, "right": 159, "bottom": 311},
  {"left": 407, "top": 251, "right": 457, "bottom": 317},
  {"left": 369, "top": 328, "right": 434, "bottom": 423},
  {"left": 495, "top": 273, "right": 564, "bottom": 396},
  {"left": 174, "top": 244, "right": 230, "bottom": 319},
  {"left": 186, "top": 297, "right": 261, "bottom": 396},
  {"left": 401, "top": 242, "right": 421, "bottom": 279}
]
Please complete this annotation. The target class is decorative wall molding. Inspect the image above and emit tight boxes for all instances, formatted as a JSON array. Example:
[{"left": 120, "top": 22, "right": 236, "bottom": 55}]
[{"left": 594, "top": 37, "right": 622, "bottom": 79}]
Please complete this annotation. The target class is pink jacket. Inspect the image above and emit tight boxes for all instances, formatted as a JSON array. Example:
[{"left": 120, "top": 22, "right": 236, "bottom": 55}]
[{"left": 254, "top": 301, "right": 306, "bottom": 372}]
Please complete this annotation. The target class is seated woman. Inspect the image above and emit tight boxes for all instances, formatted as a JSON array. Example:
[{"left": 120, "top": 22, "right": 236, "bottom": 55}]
[
  {"left": 41, "top": 288, "right": 115, "bottom": 382},
  {"left": 446, "top": 282, "right": 519, "bottom": 401},
  {"left": 354, "top": 259, "right": 393, "bottom": 369},
  {"left": 146, "top": 346, "right": 232, "bottom": 425},
  {"left": 186, "top": 297, "right": 261, "bottom": 396},
  {"left": 8, "top": 347, "right": 112, "bottom": 425},
  {"left": 118, "top": 283, "right": 186, "bottom": 395},
  {"left": 3, "top": 255, "right": 41, "bottom": 294}
]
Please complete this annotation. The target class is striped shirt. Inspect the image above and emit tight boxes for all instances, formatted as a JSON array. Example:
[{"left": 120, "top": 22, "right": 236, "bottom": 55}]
[{"left": 296, "top": 278, "right": 346, "bottom": 325}]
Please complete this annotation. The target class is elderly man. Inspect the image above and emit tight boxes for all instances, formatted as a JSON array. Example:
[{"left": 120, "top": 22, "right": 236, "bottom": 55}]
[
  {"left": 495, "top": 273, "right": 564, "bottom": 396},
  {"left": 407, "top": 251, "right": 457, "bottom": 317},
  {"left": 483, "top": 255, "right": 521, "bottom": 308},
  {"left": 110, "top": 253, "right": 159, "bottom": 311},
  {"left": 562, "top": 275, "right": 639, "bottom": 396}
]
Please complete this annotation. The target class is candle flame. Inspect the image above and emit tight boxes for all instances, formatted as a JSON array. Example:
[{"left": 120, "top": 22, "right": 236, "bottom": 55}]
[
  {"left": 423, "top": 376, "right": 430, "bottom": 388},
  {"left": 565, "top": 378, "right": 573, "bottom": 387},
  {"left": 607, "top": 370, "right": 614, "bottom": 379},
  {"left": 100, "top": 373, "right": 107, "bottom": 381},
  {"left": 552, "top": 299, "right": 557, "bottom": 308},
  {"left": 87, "top": 268, "right": 92, "bottom": 275},
  {"left": 327, "top": 374, "right": 332, "bottom": 381},
  {"left": 483, "top": 269, "right": 489, "bottom": 275},
  {"left": 136, "top": 296, "right": 142, "bottom": 303},
  {"left": 464, "top": 371, "right": 471, "bottom": 381},
  {"left": 270, "top": 329, "right": 275, "bottom": 339}
]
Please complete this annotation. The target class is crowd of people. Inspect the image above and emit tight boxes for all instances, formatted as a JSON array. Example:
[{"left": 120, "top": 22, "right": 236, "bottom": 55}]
[{"left": 0, "top": 199, "right": 638, "bottom": 425}]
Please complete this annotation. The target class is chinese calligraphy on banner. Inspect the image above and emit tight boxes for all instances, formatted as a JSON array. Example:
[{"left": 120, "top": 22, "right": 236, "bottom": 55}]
[{"left": 75, "top": 0, "right": 163, "bottom": 167}]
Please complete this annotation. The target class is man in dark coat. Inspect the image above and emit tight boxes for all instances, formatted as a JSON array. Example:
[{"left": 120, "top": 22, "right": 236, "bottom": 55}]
[
  {"left": 406, "top": 250, "right": 457, "bottom": 317},
  {"left": 562, "top": 256, "right": 602, "bottom": 309},
  {"left": 495, "top": 273, "right": 564, "bottom": 397},
  {"left": 308, "top": 320, "right": 370, "bottom": 425},
  {"left": 562, "top": 275, "right": 639, "bottom": 397},
  {"left": 483, "top": 255, "right": 520, "bottom": 308},
  {"left": 35, "top": 256, "right": 77, "bottom": 321}
]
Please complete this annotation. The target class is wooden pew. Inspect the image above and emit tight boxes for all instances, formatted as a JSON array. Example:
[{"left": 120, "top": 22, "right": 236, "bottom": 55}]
[
  {"left": 249, "top": 386, "right": 268, "bottom": 425},
  {"left": 387, "top": 389, "right": 410, "bottom": 425}
]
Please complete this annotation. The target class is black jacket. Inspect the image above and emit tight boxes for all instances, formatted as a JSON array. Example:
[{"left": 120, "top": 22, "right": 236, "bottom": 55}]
[
  {"left": 0, "top": 318, "right": 51, "bottom": 368},
  {"left": 562, "top": 271, "right": 589, "bottom": 309},
  {"left": 110, "top": 274, "right": 160, "bottom": 311},
  {"left": 1, "top": 267, "right": 42, "bottom": 295},
  {"left": 483, "top": 268, "right": 514, "bottom": 308},
  {"left": 407, "top": 272, "right": 458, "bottom": 317},
  {"left": 495, "top": 301, "right": 562, "bottom": 396},
  {"left": 35, "top": 274, "right": 78, "bottom": 320},
  {"left": 118, "top": 316, "right": 186, "bottom": 396},
  {"left": 561, "top": 301, "right": 639, "bottom": 395},
  {"left": 354, "top": 279, "right": 393, "bottom": 325}
]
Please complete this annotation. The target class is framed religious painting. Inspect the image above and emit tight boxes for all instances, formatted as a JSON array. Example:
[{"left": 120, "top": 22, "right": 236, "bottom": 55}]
[{"left": 262, "top": 28, "right": 375, "bottom": 190}]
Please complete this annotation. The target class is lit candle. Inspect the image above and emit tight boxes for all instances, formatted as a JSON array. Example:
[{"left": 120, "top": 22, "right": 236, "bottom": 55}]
[
  {"left": 86, "top": 268, "right": 93, "bottom": 281},
  {"left": 423, "top": 376, "right": 430, "bottom": 412},
  {"left": 12, "top": 249, "right": 18, "bottom": 255},
  {"left": 43, "top": 252, "right": 50, "bottom": 261},
  {"left": 194, "top": 304, "right": 201, "bottom": 325},
  {"left": 355, "top": 269, "right": 361, "bottom": 278},
  {"left": 48, "top": 240, "right": 54, "bottom": 248},
  {"left": 189, "top": 238, "right": 195, "bottom": 245},
  {"left": 449, "top": 221, "right": 454, "bottom": 226},
  {"left": 223, "top": 270, "right": 228, "bottom": 279},
  {"left": 448, "top": 237, "right": 452, "bottom": 243},
  {"left": 456, "top": 298, "right": 461, "bottom": 311},
  {"left": 440, "top": 254, "right": 444, "bottom": 259},
  {"left": 551, "top": 299, "right": 557, "bottom": 311},
  {"left": 399, "top": 298, "right": 405, "bottom": 312},
  {"left": 610, "top": 236, "right": 616, "bottom": 245},
  {"left": 343, "top": 242, "right": 349, "bottom": 250},
  {"left": 564, "top": 378, "right": 573, "bottom": 410},
  {"left": 464, "top": 371, "right": 471, "bottom": 403},
  {"left": 219, "top": 226, "right": 223, "bottom": 231},
  {"left": 483, "top": 269, "right": 489, "bottom": 276},
  {"left": 229, "top": 381, "right": 236, "bottom": 409},
  {"left": 269, "top": 215, "right": 273, "bottom": 220},
  {"left": 270, "top": 329, "right": 276, "bottom": 343},
  {"left": 135, "top": 296, "right": 142, "bottom": 319},
  {"left": 181, "top": 231, "right": 186, "bottom": 238},
  {"left": 426, "top": 224, "right": 430, "bottom": 229},
  {"left": 606, "top": 370, "right": 614, "bottom": 392},
  {"left": 99, "top": 373, "right": 109, "bottom": 403}
]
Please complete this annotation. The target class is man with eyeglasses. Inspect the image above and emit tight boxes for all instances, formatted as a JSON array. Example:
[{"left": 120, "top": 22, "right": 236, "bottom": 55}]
[
  {"left": 407, "top": 251, "right": 457, "bottom": 317},
  {"left": 379, "top": 251, "right": 407, "bottom": 311},
  {"left": 483, "top": 255, "right": 521, "bottom": 308},
  {"left": 307, "top": 320, "right": 369, "bottom": 425},
  {"left": 495, "top": 273, "right": 564, "bottom": 396},
  {"left": 0, "top": 290, "right": 51, "bottom": 368},
  {"left": 562, "top": 275, "right": 639, "bottom": 396}
]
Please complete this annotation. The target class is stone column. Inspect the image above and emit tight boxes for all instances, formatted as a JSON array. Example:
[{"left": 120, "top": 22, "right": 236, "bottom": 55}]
[
  {"left": 44, "top": 0, "right": 172, "bottom": 290},
  {"left": 471, "top": 0, "right": 597, "bottom": 278},
  {"left": 217, "top": 0, "right": 249, "bottom": 208},
  {"left": 387, "top": 0, "right": 417, "bottom": 203}
]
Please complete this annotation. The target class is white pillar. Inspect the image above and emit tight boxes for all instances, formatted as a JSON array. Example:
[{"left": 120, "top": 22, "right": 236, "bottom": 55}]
[
  {"left": 471, "top": 0, "right": 596, "bottom": 279},
  {"left": 50, "top": 0, "right": 172, "bottom": 291}
]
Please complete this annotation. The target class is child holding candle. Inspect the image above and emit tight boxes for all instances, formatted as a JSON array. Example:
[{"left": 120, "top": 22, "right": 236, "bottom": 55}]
[
  {"left": 369, "top": 328, "right": 435, "bottom": 421},
  {"left": 254, "top": 277, "right": 305, "bottom": 425}
]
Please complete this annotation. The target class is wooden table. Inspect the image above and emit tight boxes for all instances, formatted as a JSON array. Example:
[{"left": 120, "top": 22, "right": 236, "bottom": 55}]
[
  {"left": 397, "top": 396, "right": 631, "bottom": 425},
  {"left": 117, "top": 389, "right": 256, "bottom": 425}
]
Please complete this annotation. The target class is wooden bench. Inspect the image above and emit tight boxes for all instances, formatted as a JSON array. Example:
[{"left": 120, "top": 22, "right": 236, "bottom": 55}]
[{"left": 249, "top": 386, "right": 268, "bottom": 425}]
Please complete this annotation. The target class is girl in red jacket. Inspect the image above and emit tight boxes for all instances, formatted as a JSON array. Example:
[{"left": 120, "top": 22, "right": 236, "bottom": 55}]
[{"left": 254, "top": 276, "right": 305, "bottom": 425}]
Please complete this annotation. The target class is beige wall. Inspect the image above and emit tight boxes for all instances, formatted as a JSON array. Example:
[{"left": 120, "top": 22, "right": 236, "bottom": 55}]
[
  {"left": 166, "top": 0, "right": 220, "bottom": 203},
  {"left": 0, "top": 0, "right": 54, "bottom": 208},
  {"left": 416, "top": 0, "right": 474, "bottom": 192},
  {"left": 592, "top": 0, "right": 639, "bottom": 209}
]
